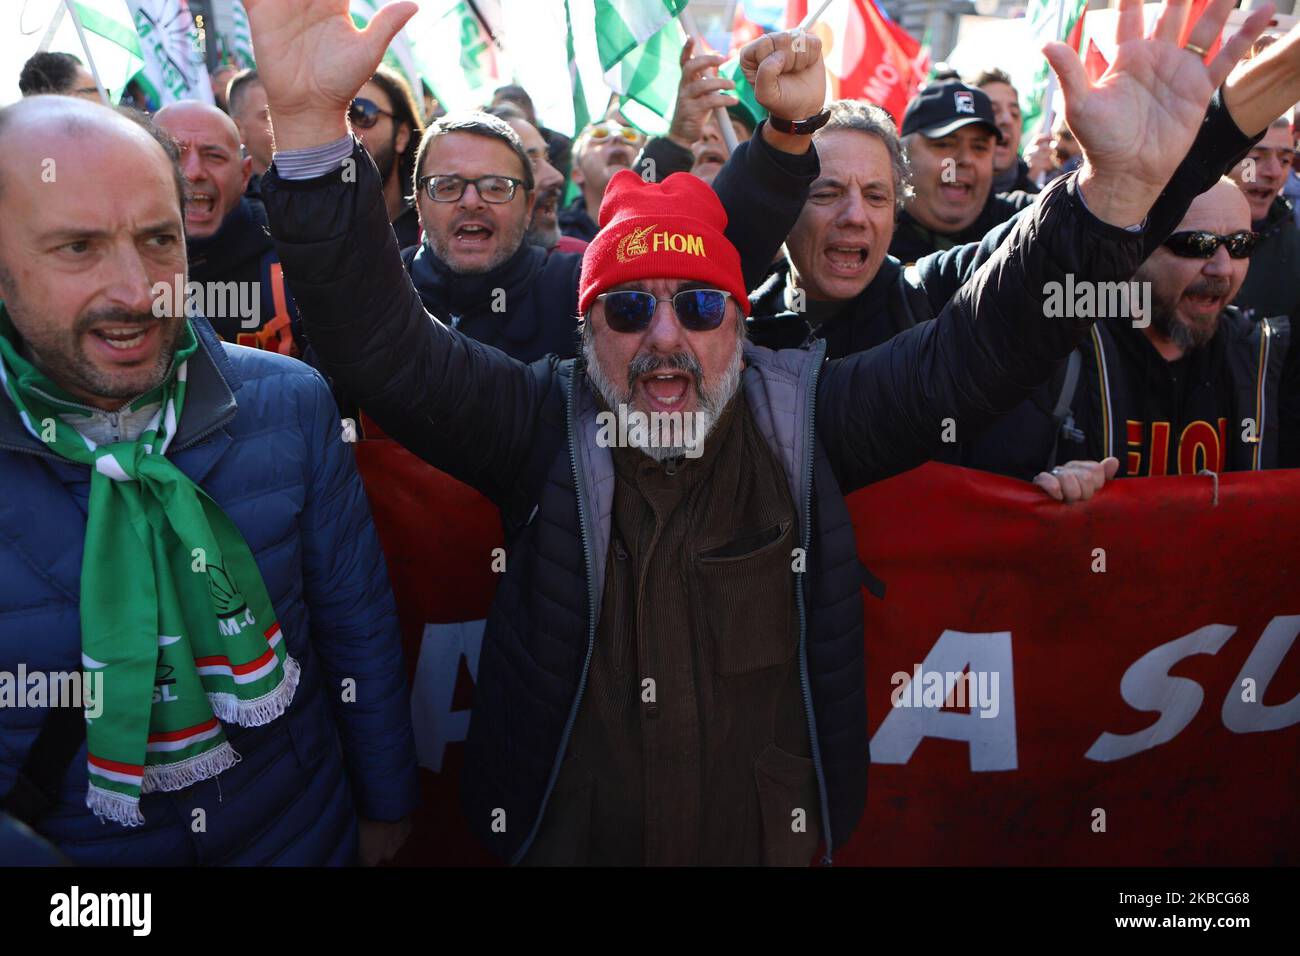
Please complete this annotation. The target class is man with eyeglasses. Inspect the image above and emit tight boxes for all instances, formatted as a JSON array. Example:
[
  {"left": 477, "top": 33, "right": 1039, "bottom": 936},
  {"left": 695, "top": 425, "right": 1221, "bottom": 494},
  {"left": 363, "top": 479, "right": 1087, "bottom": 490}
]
[
  {"left": 488, "top": 104, "right": 580, "bottom": 254},
  {"left": 249, "top": 0, "right": 1279, "bottom": 864},
  {"left": 560, "top": 120, "right": 647, "bottom": 243},
  {"left": 390, "top": 64, "right": 814, "bottom": 364},
  {"left": 1229, "top": 116, "right": 1300, "bottom": 318},
  {"left": 18, "top": 51, "right": 101, "bottom": 102}
]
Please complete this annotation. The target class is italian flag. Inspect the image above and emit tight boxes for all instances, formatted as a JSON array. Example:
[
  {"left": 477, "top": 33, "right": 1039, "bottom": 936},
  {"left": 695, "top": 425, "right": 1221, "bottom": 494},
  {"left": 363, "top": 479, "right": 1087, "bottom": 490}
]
[
  {"left": 1020, "top": 0, "right": 1089, "bottom": 139},
  {"left": 595, "top": 0, "right": 689, "bottom": 135}
]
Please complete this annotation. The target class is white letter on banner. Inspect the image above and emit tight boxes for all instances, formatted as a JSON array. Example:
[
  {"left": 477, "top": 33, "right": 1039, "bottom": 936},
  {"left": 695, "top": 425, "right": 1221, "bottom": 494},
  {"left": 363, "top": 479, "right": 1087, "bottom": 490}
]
[
  {"left": 870, "top": 630, "right": 1017, "bottom": 771},
  {"left": 410, "top": 620, "right": 485, "bottom": 772},
  {"left": 1221, "top": 615, "right": 1300, "bottom": 733},
  {"left": 1085, "top": 624, "right": 1236, "bottom": 762}
]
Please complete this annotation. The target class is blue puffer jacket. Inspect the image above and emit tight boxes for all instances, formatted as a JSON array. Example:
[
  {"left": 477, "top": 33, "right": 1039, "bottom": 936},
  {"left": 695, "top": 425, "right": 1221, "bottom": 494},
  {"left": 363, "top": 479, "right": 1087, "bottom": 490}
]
[{"left": 0, "top": 318, "right": 419, "bottom": 865}]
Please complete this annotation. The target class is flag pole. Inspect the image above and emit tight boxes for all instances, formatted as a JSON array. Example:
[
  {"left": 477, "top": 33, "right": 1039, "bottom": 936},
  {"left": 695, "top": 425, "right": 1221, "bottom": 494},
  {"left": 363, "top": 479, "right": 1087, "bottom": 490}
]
[
  {"left": 62, "top": 0, "right": 111, "bottom": 105},
  {"left": 677, "top": 5, "right": 739, "bottom": 154},
  {"left": 798, "top": 0, "right": 835, "bottom": 30},
  {"left": 1038, "top": 0, "right": 1069, "bottom": 135}
]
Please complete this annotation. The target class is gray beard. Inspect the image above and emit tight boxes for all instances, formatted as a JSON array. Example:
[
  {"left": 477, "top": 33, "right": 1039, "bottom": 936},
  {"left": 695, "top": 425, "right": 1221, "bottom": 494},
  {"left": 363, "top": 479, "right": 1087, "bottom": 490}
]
[
  {"left": 581, "top": 326, "right": 745, "bottom": 462},
  {"left": 1151, "top": 297, "right": 1218, "bottom": 353},
  {"left": 526, "top": 222, "right": 561, "bottom": 251}
]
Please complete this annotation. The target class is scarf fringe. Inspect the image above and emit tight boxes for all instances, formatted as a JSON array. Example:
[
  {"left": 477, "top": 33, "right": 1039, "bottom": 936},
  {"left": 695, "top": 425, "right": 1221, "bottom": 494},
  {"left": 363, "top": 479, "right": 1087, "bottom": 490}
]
[
  {"left": 86, "top": 783, "right": 145, "bottom": 827},
  {"left": 205, "top": 653, "right": 300, "bottom": 727},
  {"left": 142, "top": 740, "right": 241, "bottom": 794}
]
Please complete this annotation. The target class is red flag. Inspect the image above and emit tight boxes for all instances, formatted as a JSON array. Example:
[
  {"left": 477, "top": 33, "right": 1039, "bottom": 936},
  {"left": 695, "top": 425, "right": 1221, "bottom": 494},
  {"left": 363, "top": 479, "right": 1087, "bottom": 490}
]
[
  {"left": 786, "top": 0, "right": 927, "bottom": 125},
  {"left": 1084, "top": 38, "right": 1110, "bottom": 83},
  {"left": 730, "top": 2, "right": 766, "bottom": 52},
  {"left": 1179, "top": 0, "right": 1224, "bottom": 61}
]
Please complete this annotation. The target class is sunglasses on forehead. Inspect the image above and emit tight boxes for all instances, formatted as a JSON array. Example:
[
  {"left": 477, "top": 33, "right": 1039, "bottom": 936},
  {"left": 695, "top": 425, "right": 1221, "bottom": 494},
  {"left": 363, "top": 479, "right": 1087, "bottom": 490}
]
[
  {"left": 348, "top": 97, "right": 394, "bottom": 130},
  {"left": 596, "top": 289, "right": 732, "bottom": 333},
  {"left": 1163, "top": 230, "right": 1259, "bottom": 259}
]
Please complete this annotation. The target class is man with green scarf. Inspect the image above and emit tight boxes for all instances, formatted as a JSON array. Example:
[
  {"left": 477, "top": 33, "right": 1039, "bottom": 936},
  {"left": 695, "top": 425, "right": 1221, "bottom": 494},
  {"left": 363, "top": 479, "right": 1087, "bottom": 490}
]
[{"left": 0, "top": 95, "right": 418, "bottom": 865}]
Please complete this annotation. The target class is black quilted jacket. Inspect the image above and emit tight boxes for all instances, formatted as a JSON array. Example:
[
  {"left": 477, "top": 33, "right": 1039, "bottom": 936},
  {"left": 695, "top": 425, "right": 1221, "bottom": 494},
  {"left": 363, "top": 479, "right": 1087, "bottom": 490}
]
[{"left": 263, "top": 138, "right": 1150, "bottom": 863}]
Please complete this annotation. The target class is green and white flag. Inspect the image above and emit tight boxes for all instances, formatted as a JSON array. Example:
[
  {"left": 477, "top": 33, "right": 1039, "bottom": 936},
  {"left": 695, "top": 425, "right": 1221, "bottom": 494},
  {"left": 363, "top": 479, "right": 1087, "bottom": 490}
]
[
  {"left": 0, "top": 0, "right": 144, "bottom": 106},
  {"left": 1021, "top": 0, "right": 1087, "bottom": 139},
  {"left": 595, "top": 0, "right": 688, "bottom": 135},
  {"left": 227, "top": 0, "right": 256, "bottom": 69},
  {"left": 350, "top": 0, "right": 426, "bottom": 106},
  {"left": 127, "top": 0, "right": 213, "bottom": 106},
  {"left": 495, "top": 0, "right": 604, "bottom": 137},
  {"left": 397, "top": 0, "right": 499, "bottom": 113}
]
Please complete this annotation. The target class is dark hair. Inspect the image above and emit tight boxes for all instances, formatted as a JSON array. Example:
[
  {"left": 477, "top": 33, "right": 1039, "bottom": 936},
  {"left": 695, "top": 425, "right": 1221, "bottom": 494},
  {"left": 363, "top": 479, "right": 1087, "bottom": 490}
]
[
  {"left": 226, "top": 68, "right": 262, "bottom": 118},
  {"left": 487, "top": 103, "right": 528, "bottom": 125},
  {"left": 820, "top": 99, "right": 912, "bottom": 212},
  {"left": 19, "top": 52, "right": 85, "bottom": 96},
  {"left": 970, "top": 68, "right": 1015, "bottom": 93},
  {"left": 413, "top": 111, "right": 535, "bottom": 195},
  {"left": 366, "top": 66, "right": 425, "bottom": 194},
  {"left": 491, "top": 84, "right": 536, "bottom": 124},
  {"left": 116, "top": 106, "right": 189, "bottom": 217}
]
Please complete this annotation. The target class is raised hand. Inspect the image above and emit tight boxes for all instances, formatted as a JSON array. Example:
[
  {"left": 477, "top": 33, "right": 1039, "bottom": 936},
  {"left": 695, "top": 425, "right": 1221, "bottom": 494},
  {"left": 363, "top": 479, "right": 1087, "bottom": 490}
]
[
  {"left": 1043, "top": 0, "right": 1273, "bottom": 226},
  {"left": 243, "top": 0, "right": 418, "bottom": 150},
  {"left": 667, "top": 38, "right": 737, "bottom": 150},
  {"left": 740, "top": 29, "right": 825, "bottom": 124}
]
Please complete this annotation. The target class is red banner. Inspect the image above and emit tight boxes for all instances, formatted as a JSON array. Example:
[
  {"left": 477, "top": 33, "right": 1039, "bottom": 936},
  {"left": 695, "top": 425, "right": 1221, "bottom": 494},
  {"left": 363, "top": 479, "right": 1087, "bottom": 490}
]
[
  {"left": 355, "top": 438, "right": 1300, "bottom": 865},
  {"left": 786, "top": 0, "right": 927, "bottom": 124}
]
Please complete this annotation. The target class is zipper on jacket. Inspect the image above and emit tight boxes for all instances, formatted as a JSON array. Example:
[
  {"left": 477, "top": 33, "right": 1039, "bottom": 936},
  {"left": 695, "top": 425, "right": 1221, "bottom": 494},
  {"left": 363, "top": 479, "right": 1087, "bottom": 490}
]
[
  {"left": 1253, "top": 319, "right": 1272, "bottom": 470},
  {"left": 511, "top": 363, "right": 599, "bottom": 865},
  {"left": 795, "top": 339, "right": 835, "bottom": 866}
]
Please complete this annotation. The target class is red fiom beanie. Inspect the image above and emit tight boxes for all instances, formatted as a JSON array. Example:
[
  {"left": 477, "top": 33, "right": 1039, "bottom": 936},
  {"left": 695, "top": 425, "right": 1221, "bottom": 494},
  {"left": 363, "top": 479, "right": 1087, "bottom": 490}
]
[{"left": 577, "top": 169, "right": 750, "bottom": 316}]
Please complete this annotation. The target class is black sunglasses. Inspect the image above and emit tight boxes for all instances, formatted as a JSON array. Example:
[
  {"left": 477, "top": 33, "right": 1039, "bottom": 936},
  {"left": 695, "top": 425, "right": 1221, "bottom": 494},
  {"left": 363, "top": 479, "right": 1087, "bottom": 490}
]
[
  {"left": 1164, "top": 230, "right": 1259, "bottom": 259},
  {"left": 348, "top": 97, "right": 394, "bottom": 130},
  {"left": 596, "top": 289, "right": 732, "bottom": 333}
]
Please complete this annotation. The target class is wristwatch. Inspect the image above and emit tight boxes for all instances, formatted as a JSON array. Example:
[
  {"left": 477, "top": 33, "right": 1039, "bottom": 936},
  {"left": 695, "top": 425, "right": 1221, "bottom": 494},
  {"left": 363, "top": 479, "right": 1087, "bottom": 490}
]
[{"left": 767, "top": 110, "right": 831, "bottom": 135}]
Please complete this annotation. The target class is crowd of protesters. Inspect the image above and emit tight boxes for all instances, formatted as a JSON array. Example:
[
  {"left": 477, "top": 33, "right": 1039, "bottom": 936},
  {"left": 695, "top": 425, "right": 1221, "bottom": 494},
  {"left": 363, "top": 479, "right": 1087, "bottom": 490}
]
[{"left": 1, "top": 0, "right": 1298, "bottom": 867}]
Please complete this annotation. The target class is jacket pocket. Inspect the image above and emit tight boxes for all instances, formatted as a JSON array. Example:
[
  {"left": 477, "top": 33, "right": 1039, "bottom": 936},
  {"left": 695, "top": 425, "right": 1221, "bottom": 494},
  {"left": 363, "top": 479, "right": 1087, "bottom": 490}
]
[
  {"left": 753, "top": 743, "right": 819, "bottom": 867},
  {"left": 693, "top": 519, "right": 796, "bottom": 676}
]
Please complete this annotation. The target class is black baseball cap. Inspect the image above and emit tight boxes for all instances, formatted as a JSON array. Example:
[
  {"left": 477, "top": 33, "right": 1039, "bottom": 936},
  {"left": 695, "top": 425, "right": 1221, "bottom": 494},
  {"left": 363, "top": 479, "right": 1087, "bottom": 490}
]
[{"left": 901, "top": 81, "right": 1004, "bottom": 143}]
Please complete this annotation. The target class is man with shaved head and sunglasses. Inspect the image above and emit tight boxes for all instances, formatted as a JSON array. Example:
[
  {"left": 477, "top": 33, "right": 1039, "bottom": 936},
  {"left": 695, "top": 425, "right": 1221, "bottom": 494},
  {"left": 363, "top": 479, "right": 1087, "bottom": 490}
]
[
  {"left": 251, "top": 0, "right": 1282, "bottom": 865},
  {"left": 959, "top": 176, "right": 1299, "bottom": 479}
]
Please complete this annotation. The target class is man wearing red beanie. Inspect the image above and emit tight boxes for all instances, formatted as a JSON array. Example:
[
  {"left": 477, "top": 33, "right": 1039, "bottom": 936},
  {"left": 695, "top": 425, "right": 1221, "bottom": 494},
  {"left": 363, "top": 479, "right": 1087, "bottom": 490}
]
[{"left": 250, "top": 0, "right": 1265, "bottom": 864}]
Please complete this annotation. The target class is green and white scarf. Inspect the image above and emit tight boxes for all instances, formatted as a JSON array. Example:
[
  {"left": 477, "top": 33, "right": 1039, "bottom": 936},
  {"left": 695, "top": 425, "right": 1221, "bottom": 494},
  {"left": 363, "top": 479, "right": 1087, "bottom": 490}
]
[{"left": 0, "top": 310, "right": 298, "bottom": 826}]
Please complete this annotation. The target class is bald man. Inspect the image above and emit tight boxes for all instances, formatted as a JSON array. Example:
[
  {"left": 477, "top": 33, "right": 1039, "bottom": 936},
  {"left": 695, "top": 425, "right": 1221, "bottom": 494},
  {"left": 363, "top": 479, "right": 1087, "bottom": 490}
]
[
  {"left": 964, "top": 179, "right": 1298, "bottom": 478},
  {"left": 0, "top": 96, "right": 417, "bottom": 865},
  {"left": 155, "top": 101, "right": 299, "bottom": 348}
]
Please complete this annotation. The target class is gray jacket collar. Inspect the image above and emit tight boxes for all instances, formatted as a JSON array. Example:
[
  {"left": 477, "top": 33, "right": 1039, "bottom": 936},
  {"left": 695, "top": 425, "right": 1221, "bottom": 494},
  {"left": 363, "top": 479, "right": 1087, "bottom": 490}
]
[{"left": 570, "top": 339, "right": 825, "bottom": 611}]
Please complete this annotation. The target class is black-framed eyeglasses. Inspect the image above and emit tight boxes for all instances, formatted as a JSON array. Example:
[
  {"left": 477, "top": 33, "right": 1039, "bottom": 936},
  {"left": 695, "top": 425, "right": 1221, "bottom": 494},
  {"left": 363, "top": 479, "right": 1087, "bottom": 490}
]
[
  {"left": 417, "top": 174, "right": 525, "bottom": 204},
  {"left": 1164, "top": 230, "right": 1259, "bottom": 259},
  {"left": 348, "top": 97, "right": 394, "bottom": 130},
  {"left": 595, "top": 288, "right": 732, "bottom": 333}
]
